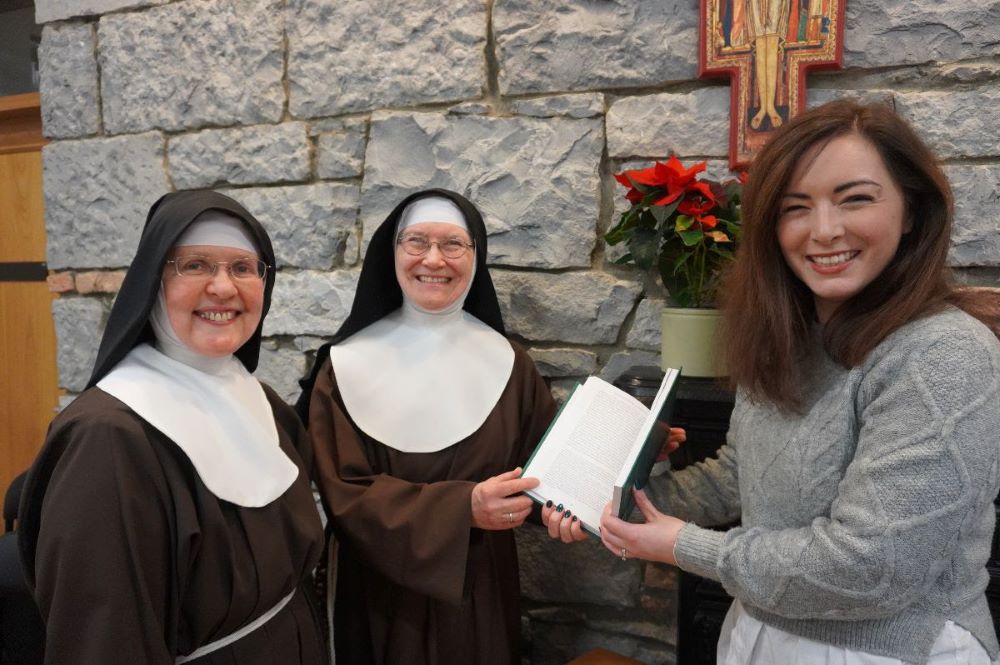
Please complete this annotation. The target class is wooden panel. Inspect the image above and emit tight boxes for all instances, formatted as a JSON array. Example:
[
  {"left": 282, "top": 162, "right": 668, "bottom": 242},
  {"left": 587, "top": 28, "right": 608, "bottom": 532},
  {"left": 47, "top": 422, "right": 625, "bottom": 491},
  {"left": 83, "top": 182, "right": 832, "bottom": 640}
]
[
  {"left": 0, "top": 93, "right": 45, "bottom": 155},
  {"left": 0, "top": 281, "right": 58, "bottom": 497},
  {"left": 0, "top": 150, "right": 46, "bottom": 262},
  {"left": 0, "top": 94, "right": 57, "bottom": 501}
]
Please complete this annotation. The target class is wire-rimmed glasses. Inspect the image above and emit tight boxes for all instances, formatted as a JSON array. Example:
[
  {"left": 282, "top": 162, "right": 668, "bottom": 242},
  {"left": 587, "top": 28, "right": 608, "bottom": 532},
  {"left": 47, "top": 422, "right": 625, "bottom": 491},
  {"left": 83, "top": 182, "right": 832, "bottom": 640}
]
[
  {"left": 396, "top": 233, "right": 475, "bottom": 259},
  {"left": 166, "top": 255, "right": 269, "bottom": 280}
]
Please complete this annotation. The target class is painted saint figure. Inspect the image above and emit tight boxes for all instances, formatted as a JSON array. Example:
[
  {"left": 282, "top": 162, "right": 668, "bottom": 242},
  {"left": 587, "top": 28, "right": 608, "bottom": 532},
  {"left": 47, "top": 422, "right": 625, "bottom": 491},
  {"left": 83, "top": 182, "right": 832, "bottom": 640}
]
[{"left": 747, "top": 0, "right": 790, "bottom": 130}]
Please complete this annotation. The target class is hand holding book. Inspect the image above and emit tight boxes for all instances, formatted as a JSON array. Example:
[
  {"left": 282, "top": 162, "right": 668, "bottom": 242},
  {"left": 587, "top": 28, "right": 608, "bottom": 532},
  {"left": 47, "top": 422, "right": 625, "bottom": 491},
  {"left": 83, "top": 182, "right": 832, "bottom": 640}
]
[
  {"left": 599, "top": 487, "right": 686, "bottom": 565},
  {"left": 522, "top": 368, "right": 682, "bottom": 535},
  {"left": 538, "top": 425, "right": 685, "bottom": 545}
]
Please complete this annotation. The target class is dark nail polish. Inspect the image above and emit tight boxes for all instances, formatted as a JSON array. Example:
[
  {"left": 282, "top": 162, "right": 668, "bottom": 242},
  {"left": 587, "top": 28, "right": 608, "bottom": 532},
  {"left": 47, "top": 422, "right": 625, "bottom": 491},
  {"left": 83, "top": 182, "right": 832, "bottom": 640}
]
[
  {"left": 564, "top": 510, "right": 572, "bottom": 518},
  {"left": 545, "top": 500, "right": 553, "bottom": 508},
  {"left": 556, "top": 504, "right": 563, "bottom": 512},
  {"left": 572, "top": 516, "right": 578, "bottom": 523}
]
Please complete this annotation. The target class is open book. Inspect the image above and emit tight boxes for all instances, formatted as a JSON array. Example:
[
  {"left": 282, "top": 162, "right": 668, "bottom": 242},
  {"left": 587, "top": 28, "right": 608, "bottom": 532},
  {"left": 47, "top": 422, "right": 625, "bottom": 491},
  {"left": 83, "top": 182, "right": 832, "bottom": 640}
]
[{"left": 522, "top": 368, "right": 681, "bottom": 536}]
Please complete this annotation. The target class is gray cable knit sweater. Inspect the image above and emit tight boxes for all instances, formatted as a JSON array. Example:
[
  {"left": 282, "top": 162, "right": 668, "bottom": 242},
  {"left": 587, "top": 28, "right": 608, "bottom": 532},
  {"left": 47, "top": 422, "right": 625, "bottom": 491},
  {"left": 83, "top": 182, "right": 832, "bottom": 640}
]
[{"left": 650, "top": 308, "right": 1000, "bottom": 664}]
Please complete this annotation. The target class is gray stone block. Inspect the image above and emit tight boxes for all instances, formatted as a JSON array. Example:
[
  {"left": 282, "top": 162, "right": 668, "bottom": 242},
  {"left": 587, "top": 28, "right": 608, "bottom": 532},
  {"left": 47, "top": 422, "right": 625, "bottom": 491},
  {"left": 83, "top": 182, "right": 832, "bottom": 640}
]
[
  {"left": 528, "top": 348, "right": 598, "bottom": 378},
  {"left": 316, "top": 125, "right": 367, "bottom": 180},
  {"left": 39, "top": 22, "right": 100, "bottom": 139},
  {"left": 894, "top": 87, "right": 1000, "bottom": 159},
  {"left": 98, "top": 0, "right": 284, "bottom": 134},
  {"left": 36, "top": 0, "right": 166, "bottom": 23},
  {"left": 845, "top": 0, "right": 1000, "bottom": 67},
  {"left": 53, "top": 297, "right": 106, "bottom": 392},
  {"left": 946, "top": 164, "right": 1000, "bottom": 268},
  {"left": 264, "top": 270, "right": 359, "bottom": 337},
  {"left": 286, "top": 0, "right": 485, "bottom": 117},
  {"left": 223, "top": 183, "right": 361, "bottom": 270},
  {"left": 607, "top": 88, "right": 730, "bottom": 159},
  {"left": 492, "top": 270, "right": 641, "bottom": 344},
  {"left": 626, "top": 299, "right": 665, "bottom": 351},
  {"left": 169, "top": 123, "right": 311, "bottom": 189},
  {"left": 511, "top": 93, "right": 605, "bottom": 119},
  {"left": 494, "top": 0, "right": 698, "bottom": 96},
  {"left": 44, "top": 133, "right": 169, "bottom": 269},
  {"left": 517, "top": 524, "right": 641, "bottom": 607},
  {"left": 361, "top": 111, "right": 603, "bottom": 269},
  {"left": 599, "top": 350, "right": 662, "bottom": 384},
  {"left": 255, "top": 339, "right": 309, "bottom": 405},
  {"left": 447, "top": 102, "right": 493, "bottom": 116},
  {"left": 807, "top": 88, "right": 896, "bottom": 110}
]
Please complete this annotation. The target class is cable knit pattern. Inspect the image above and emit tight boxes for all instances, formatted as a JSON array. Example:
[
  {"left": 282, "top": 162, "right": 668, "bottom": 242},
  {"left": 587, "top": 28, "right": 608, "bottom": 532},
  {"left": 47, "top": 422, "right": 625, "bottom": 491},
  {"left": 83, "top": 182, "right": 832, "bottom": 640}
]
[{"left": 649, "top": 309, "right": 1000, "bottom": 664}]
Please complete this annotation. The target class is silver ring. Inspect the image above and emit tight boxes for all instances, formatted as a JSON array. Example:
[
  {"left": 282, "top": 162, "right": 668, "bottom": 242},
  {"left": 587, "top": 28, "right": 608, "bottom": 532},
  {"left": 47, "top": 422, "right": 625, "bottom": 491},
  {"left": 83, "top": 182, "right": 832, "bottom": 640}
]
[
  {"left": 620, "top": 547, "right": 627, "bottom": 561},
  {"left": 506, "top": 512, "right": 513, "bottom": 524}
]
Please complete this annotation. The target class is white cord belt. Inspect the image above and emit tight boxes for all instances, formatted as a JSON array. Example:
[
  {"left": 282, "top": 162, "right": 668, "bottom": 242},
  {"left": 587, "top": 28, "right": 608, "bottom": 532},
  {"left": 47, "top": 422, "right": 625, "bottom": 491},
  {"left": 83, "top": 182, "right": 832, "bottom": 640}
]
[{"left": 175, "top": 588, "right": 296, "bottom": 664}]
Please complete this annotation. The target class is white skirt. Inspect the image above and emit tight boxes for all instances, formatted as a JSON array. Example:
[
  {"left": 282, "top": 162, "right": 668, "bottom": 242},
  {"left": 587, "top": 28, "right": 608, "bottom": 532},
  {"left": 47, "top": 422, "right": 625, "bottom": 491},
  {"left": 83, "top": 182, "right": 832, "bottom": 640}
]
[{"left": 717, "top": 600, "right": 998, "bottom": 665}]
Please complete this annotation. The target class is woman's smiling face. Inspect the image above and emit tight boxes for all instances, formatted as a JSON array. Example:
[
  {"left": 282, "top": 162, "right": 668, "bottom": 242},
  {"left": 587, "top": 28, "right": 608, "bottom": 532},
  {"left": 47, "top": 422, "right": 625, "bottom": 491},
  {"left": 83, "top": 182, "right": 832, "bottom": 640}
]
[
  {"left": 161, "top": 244, "right": 265, "bottom": 356},
  {"left": 394, "top": 222, "right": 474, "bottom": 312},
  {"left": 777, "top": 132, "right": 910, "bottom": 323}
]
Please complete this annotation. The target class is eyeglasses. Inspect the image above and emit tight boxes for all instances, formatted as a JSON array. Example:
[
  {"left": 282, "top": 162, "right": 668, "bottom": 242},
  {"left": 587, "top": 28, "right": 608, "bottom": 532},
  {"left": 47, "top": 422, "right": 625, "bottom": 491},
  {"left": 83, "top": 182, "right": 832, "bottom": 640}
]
[
  {"left": 166, "top": 255, "right": 269, "bottom": 281},
  {"left": 396, "top": 233, "right": 475, "bottom": 259}
]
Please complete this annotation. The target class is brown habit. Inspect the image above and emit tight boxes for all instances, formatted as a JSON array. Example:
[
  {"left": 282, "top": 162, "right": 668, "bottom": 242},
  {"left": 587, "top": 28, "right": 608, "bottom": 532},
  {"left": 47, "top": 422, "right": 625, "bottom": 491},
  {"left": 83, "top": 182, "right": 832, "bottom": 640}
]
[
  {"left": 22, "top": 385, "right": 326, "bottom": 665},
  {"left": 310, "top": 343, "right": 556, "bottom": 665}
]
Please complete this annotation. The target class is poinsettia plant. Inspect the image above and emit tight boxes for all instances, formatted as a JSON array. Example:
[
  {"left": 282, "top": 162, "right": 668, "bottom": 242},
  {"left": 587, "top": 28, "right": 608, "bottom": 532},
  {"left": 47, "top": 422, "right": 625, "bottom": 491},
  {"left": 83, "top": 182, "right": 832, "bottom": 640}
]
[{"left": 605, "top": 155, "right": 744, "bottom": 308}]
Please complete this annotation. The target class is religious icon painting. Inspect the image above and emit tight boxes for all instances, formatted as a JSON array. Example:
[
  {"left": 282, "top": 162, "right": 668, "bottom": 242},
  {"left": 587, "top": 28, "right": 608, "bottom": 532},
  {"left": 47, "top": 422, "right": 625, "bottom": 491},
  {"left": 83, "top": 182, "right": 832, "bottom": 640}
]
[{"left": 700, "top": 0, "right": 845, "bottom": 168}]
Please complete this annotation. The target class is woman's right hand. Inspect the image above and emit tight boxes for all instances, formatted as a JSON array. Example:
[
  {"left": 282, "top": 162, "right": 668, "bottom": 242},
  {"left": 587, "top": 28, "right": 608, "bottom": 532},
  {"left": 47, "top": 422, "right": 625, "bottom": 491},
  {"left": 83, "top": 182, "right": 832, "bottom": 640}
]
[{"left": 471, "top": 468, "right": 539, "bottom": 530}]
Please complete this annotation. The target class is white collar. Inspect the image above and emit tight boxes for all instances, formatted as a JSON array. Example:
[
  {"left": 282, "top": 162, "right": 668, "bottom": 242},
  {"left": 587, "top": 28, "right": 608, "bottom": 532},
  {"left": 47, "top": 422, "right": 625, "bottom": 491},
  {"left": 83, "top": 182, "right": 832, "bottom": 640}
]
[
  {"left": 330, "top": 301, "right": 514, "bottom": 453},
  {"left": 97, "top": 343, "right": 298, "bottom": 506}
]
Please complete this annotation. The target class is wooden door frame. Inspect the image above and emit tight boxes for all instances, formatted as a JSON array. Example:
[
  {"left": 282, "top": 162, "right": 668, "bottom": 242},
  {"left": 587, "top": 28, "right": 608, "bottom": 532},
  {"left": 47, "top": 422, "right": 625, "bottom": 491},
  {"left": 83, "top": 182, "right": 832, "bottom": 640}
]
[{"left": 0, "top": 92, "right": 45, "bottom": 154}]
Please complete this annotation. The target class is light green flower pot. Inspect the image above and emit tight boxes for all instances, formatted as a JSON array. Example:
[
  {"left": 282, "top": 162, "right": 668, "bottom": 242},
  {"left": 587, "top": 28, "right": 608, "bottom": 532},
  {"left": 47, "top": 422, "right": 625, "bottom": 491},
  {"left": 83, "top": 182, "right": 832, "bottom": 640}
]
[{"left": 660, "top": 307, "right": 725, "bottom": 378}]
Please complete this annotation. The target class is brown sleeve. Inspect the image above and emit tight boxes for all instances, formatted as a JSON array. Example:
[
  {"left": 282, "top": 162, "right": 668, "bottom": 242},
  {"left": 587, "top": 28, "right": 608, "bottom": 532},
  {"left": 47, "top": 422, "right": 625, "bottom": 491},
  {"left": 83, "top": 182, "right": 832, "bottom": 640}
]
[
  {"left": 32, "top": 414, "right": 176, "bottom": 665},
  {"left": 309, "top": 359, "right": 475, "bottom": 605}
]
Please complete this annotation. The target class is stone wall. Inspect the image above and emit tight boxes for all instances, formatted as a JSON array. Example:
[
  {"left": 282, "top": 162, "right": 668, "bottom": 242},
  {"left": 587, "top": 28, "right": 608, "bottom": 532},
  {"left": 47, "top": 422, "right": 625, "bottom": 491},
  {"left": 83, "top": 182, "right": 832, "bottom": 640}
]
[{"left": 36, "top": 0, "right": 1000, "bottom": 662}]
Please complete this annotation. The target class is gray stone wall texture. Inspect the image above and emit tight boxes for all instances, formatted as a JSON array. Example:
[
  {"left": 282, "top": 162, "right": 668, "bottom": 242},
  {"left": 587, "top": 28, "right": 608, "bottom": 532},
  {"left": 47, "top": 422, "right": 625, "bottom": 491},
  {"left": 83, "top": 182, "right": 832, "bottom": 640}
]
[{"left": 35, "top": 0, "right": 1000, "bottom": 662}]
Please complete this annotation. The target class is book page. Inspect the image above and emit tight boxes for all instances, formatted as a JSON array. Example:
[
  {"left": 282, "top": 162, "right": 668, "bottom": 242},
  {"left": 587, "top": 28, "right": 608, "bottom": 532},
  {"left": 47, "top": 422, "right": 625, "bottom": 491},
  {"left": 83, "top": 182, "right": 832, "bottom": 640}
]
[{"left": 524, "top": 377, "right": 649, "bottom": 530}]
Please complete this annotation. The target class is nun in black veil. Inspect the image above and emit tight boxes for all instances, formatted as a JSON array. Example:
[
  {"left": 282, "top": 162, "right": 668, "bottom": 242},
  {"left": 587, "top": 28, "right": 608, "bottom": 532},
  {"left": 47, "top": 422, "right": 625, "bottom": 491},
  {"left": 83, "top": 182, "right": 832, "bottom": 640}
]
[
  {"left": 299, "top": 188, "right": 587, "bottom": 665},
  {"left": 19, "top": 191, "right": 326, "bottom": 664}
]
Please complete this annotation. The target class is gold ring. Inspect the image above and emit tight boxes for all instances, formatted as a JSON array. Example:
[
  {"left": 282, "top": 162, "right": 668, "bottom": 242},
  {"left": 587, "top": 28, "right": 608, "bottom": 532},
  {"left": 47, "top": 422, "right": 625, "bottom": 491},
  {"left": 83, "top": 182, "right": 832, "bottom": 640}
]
[{"left": 620, "top": 547, "right": 627, "bottom": 561}]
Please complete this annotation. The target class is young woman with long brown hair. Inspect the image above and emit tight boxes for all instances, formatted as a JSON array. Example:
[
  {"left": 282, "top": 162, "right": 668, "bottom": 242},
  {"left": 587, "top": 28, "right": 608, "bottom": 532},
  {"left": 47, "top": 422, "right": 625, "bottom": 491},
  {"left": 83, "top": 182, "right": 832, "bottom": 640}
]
[{"left": 599, "top": 100, "right": 1000, "bottom": 664}]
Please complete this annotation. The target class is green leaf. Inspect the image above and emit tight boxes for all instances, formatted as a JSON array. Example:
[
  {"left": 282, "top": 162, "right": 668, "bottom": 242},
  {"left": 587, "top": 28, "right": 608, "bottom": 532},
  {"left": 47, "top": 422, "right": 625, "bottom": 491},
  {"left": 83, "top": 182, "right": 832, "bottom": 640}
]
[
  {"left": 679, "top": 228, "right": 703, "bottom": 246},
  {"left": 674, "top": 214, "right": 695, "bottom": 232},
  {"left": 626, "top": 227, "right": 659, "bottom": 270},
  {"left": 650, "top": 199, "right": 681, "bottom": 227}
]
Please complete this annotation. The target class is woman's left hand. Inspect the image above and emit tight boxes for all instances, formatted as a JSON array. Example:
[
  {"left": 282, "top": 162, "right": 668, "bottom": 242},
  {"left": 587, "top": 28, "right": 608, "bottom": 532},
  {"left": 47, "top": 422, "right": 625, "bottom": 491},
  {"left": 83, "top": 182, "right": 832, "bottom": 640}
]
[{"left": 599, "top": 488, "right": 686, "bottom": 565}]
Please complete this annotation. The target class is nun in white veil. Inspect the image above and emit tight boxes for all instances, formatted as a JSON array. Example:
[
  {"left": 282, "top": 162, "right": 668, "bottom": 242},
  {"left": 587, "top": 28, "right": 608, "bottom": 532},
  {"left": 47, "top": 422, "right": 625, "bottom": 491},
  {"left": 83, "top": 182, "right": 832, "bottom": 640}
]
[
  {"left": 301, "top": 188, "right": 579, "bottom": 665},
  {"left": 20, "top": 191, "right": 326, "bottom": 665}
]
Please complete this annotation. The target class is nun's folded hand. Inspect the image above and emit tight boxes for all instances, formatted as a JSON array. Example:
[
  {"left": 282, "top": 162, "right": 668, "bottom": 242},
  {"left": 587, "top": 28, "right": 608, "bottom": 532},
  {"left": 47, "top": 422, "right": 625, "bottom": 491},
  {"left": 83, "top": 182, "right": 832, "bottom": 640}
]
[
  {"left": 541, "top": 502, "right": 589, "bottom": 543},
  {"left": 471, "top": 468, "right": 539, "bottom": 530}
]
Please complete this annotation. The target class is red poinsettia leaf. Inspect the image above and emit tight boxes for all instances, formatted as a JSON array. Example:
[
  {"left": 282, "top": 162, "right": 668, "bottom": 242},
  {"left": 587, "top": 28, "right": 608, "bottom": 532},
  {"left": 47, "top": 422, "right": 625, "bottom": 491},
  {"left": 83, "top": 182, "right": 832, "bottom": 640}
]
[
  {"left": 698, "top": 215, "right": 719, "bottom": 229},
  {"left": 651, "top": 190, "right": 683, "bottom": 206},
  {"left": 664, "top": 154, "right": 706, "bottom": 184},
  {"left": 624, "top": 164, "right": 668, "bottom": 187}
]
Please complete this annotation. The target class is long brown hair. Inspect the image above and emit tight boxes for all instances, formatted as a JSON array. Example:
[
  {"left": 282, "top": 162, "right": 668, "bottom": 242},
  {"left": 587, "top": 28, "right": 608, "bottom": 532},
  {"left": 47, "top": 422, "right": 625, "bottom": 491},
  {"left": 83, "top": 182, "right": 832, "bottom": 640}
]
[{"left": 721, "top": 99, "right": 999, "bottom": 410}]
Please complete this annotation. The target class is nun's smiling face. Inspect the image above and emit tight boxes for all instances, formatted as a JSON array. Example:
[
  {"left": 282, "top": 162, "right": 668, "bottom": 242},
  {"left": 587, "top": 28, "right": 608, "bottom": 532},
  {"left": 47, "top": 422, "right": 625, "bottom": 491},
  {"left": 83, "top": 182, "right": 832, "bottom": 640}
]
[
  {"left": 395, "top": 222, "right": 474, "bottom": 312},
  {"left": 162, "top": 244, "right": 265, "bottom": 356}
]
